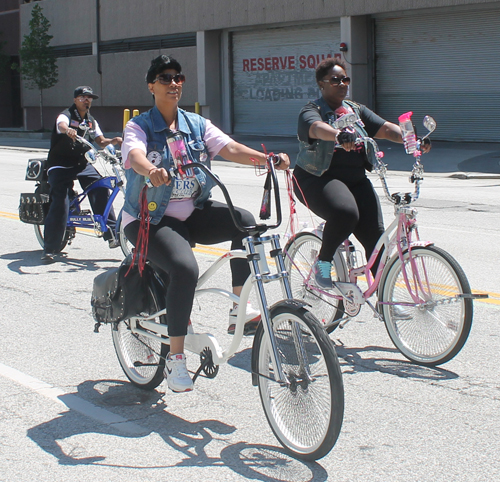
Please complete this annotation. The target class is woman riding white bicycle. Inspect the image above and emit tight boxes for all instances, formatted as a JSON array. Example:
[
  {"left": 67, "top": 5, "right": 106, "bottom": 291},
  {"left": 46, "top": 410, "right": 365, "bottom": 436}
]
[
  {"left": 121, "top": 55, "right": 289, "bottom": 393},
  {"left": 294, "top": 58, "right": 430, "bottom": 291}
]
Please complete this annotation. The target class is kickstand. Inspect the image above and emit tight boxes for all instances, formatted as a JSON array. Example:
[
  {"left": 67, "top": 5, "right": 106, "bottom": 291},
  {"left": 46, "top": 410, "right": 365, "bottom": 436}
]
[
  {"left": 192, "top": 348, "right": 219, "bottom": 383},
  {"left": 192, "top": 358, "right": 210, "bottom": 383}
]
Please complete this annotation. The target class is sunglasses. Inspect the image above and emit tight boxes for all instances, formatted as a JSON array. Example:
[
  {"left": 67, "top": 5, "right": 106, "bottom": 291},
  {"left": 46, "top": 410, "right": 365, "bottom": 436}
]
[
  {"left": 322, "top": 76, "right": 351, "bottom": 86},
  {"left": 153, "top": 73, "right": 186, "bottom": 85}
]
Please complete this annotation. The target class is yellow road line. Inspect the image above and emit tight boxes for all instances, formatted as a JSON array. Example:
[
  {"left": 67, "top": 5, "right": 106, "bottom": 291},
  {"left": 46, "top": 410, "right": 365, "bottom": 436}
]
[
  {"left": 0, "top": 210, "right": 19, "bottom": 220},
  {"left": 3, "top": 209, "right": 499, "bottom": 305}
]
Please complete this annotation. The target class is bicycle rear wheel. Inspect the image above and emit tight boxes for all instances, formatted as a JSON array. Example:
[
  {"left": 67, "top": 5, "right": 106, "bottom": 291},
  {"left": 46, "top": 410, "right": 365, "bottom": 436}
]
[
  {"left": 254, "top": 303, "right": 344, "bottom": 460},
  {"left": 380, "top": 245, "right": 473, "bottom": 366},
  {"left": 112, "top": 283, "right": 169, "bottom": 389},
  {"left": 284, "top": 232, "right": 347, "bottom": 333},
  {"left": 33, "top": 185, "right": 74, "bottom": 252},
  {"left": 117, "top": 217, "right": 133, "bottom": 257},
  {"left": 34, "top": 224, "right": 74, "bottom": 252}
]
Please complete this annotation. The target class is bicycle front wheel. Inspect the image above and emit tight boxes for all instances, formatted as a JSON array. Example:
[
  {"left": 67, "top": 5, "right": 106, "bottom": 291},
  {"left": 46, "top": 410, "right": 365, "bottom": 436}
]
[
  {"left": 380, "top": 245, "right": 473, "bottom": 366},
  {"left": 254, "top": 303, "right": 344, "bottom": 460},
  {"left": 284, "top": 232, "right": 347, "bottom": 333},
  {"left": 112, "top": 283, "right": 169, "bottom": 389}
]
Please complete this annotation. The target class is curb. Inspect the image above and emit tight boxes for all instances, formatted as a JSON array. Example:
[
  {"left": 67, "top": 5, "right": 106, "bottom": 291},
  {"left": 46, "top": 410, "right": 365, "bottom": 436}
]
[
  {"left": 2, "top": 145, "right": 500, "bottom": 179},
  {"left": 0, "top": 145, "right": 49, "bottom": 153},
  {"left": 447, "top": 172, "right": 500, "bottom": 180}
]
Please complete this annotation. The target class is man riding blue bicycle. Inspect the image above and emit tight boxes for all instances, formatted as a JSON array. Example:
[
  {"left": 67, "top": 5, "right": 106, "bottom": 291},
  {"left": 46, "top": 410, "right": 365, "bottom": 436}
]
[{"left": 41, "top": 85, "right": 123, "bottom": 263}]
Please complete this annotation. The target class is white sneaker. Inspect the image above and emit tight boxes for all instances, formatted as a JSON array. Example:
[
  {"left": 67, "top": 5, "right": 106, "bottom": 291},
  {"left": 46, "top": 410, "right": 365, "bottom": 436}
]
[
  {"left": 228, "top": 302, "right": 261, "bottom": 335},
  {"left": 164, "top": 353, "right": 193, "bottom": 392}
]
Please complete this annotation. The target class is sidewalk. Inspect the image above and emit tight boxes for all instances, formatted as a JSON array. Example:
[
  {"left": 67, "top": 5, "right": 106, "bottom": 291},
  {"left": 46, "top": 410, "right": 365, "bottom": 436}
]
[
  {"left": 230, "top": 135, "right": 500, "bottom": 178},
  {"left": 1, "top": 130, "right": 499, "bottom": 178}
]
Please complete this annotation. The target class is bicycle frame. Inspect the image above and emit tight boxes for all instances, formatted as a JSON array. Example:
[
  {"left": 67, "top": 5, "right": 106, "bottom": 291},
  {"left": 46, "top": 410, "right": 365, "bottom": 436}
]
[
  {"left": 343, "top": 204, "right": 432, "bottom": 304},
  {"left": 291, "top": 118, "right": 442, "bottom": 313},
  {"left": 65, "top": 137, "right": 126, "bottom": 239},
  {"left": 125, "top": 161, "right": 302, "bottom": 385},
  {"left": 299, "top": 202, "right": 431, "bottom": 310},
  {"left": 68, "top": 174, "right": 123, "bottom": 237}
]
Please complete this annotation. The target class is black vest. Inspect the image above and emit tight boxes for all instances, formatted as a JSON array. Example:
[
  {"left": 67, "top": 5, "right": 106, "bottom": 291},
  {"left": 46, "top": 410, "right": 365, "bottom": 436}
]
[{"left": 47, "top": 104, "right": 97, "bottom": 169}]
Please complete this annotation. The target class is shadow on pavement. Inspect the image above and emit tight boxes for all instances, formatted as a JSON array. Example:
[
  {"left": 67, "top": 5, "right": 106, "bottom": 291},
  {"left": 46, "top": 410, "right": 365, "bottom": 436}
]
[
  {"left": 27, "top": 379, "right": 329, "bottom": 480},
  {"left": 0, "top": 249, "right": 120, "bottom": 274},
  {"left": 334, "top": 342, "right": 459, "bottom": 381}
]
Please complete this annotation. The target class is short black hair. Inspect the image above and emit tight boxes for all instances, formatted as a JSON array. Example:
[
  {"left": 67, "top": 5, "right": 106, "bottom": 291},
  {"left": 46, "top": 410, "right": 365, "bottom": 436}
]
[
  {"left": 315, "top": 57, "right": 347, "bottom": 83},
  {"left": 146, "top": 55, "right": 182, "bottom": 83}
]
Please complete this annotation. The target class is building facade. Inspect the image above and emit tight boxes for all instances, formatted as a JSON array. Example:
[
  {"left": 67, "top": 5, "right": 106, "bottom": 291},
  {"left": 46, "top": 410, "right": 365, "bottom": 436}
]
[
  {"left": 13, "top": 0, "right": 500, "bottom": 141},
  {"left": 0, "top": 0, "right": 22, "bottom": 128}
]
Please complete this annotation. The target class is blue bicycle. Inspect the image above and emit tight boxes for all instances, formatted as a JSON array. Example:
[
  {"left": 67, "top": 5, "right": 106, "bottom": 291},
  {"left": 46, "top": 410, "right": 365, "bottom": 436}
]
[{"left": 20, "top": 136, "right": 132, "bottom": 257}]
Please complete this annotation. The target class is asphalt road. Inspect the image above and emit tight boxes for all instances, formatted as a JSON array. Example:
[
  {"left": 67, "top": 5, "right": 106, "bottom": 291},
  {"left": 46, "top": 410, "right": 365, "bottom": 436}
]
[{"left": 1, "top": 148, "right": 499, "bottom": 482}]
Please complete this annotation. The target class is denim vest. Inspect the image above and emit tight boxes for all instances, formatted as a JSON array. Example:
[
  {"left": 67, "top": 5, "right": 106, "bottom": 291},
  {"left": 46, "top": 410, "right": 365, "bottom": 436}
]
[
  {"left": 123, "top": 106, "right": 215, "bottom": 224},
  {"left": 295, "top": 98, "right": 370, "bottom": 176}
]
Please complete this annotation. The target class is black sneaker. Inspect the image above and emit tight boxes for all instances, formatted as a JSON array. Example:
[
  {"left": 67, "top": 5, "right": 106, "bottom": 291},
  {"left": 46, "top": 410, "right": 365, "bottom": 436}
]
[{"left": 108, "top": 238, "right": 121, "bottom": 249}]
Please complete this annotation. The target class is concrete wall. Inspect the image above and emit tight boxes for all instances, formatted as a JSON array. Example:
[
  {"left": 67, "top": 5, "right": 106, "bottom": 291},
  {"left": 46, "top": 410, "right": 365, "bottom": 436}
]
[
  {"left": 30, "top": 0, "right": 496, "bottom": 41},
  {"left": 20, "top": 0, "right": 95, "bottom": 46},
  {"left": 18, "top": 0, "right": 500, "bottom": 131},
  {"left": 22, "top": 47, "right": 198, "bottom": 107}
]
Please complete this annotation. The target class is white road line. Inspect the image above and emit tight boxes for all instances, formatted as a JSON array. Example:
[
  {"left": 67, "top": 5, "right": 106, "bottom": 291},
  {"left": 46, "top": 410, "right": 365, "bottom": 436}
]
[{"left": 0, "top": 362, "right": 145, "bottom": 435}]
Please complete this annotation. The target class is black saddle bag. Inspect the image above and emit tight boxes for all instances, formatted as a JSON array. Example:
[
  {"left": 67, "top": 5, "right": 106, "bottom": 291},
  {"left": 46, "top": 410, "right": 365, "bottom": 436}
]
[
  {"left": 91, "top": 257, "right": 155, "bottom": 324},
  {"left": 19, "top": 192, "right": 50, "bottom": 224}
]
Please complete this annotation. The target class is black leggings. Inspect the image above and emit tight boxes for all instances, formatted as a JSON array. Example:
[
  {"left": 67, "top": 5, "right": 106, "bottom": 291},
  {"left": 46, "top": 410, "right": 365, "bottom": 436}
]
[
  {"left": 294, "top": 172, "right": 384, "bottom": 267},
  {"left": 124, "top": 200, "right": 254, "bottom": 337}
]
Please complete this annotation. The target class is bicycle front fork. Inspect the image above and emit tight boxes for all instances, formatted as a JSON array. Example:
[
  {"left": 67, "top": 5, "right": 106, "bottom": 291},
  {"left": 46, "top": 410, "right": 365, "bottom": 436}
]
[{"left": 243, "top": 233, "right": 294, "bottom": 384}]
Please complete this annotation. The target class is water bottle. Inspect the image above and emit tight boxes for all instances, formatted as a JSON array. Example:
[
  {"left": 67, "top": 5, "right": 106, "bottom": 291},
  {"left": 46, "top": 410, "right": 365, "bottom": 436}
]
[
  {"left": 167, "top": 132, "right": 194, "bottom": 178},
  {"left": 398, "top": 112, "right": 417, "bottom": 155}
]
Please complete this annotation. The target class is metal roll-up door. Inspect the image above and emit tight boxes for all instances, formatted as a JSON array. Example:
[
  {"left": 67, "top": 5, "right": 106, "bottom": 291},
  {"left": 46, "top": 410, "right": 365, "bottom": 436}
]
[
  {"left": 375, "top": 9, "right": 500, "bottom": 142},
  {"left": 232, "top": 24, "right": 340, "bottom": 136}
]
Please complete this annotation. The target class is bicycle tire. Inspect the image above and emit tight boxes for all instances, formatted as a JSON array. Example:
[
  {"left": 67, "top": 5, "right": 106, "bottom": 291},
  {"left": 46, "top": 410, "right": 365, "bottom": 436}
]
[
  {"left": 117, "top": 217, "right": 133, "bottom": 257},
  {"left": 32, "top": 184, "right": 74, "bottom": 252},
  {"left": 380, "top": 245, "right": 473, "bottom": 366},
  {"left": 284, "top": 232, "right": 347, "bottom": 333},
  {"left": 33, "top": 223, "right": 74, "bottom": 252},
  {"left": 112, "top": 282, "right": 169, "bottom": 389},
  {"left": 254, "top": 302, "right": 344, "bottom": 460}
]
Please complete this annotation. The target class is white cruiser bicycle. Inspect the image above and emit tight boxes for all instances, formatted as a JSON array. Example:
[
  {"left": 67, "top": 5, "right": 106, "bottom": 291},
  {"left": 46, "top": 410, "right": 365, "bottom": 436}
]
[{"left": 100, "top": 158, "right": 344, "bottom": 461}]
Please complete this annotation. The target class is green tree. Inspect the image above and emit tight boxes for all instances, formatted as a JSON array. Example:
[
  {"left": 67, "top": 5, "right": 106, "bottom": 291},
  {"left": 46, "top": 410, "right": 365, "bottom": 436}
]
[{"left": 15, "top": 3, "right": 58, "bottom": 130}]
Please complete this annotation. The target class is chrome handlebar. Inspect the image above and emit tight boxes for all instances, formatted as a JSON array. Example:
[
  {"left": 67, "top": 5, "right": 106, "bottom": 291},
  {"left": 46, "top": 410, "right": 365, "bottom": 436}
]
[
  {"left": 75, "top": 135, "right": 122, "bottom": 166},
  {"left": 333, "top": 114, "right": 436, "bottom": 206}
]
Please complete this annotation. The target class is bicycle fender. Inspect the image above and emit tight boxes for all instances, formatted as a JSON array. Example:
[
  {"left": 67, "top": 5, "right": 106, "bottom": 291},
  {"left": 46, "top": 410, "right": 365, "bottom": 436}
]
[
  {"left": 410, "top": 240, "right": 434, "bottom": 248},
  {"left": 298, "top": 225, "right": 324, "bottom": 239},
  {"left": 271, "top": 299, "right": 309, "bottom": 311}
]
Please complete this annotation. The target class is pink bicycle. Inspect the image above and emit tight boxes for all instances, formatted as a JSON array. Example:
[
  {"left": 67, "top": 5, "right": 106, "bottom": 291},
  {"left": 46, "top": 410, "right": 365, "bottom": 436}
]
[{"left": 284, "top": 115, "right": 487, "bottom": 366}]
